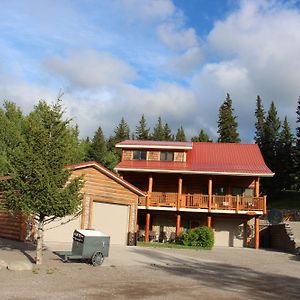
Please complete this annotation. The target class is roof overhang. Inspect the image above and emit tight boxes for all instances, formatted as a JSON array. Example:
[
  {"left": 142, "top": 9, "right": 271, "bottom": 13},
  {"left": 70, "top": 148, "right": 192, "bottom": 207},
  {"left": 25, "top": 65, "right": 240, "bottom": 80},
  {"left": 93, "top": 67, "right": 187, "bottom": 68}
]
[
  {"left": 115, "top": 144, "right": 192, "bottom": 150},
  {"left": 66, "top": 161, "right": 146, "bottom": 196},
  {"left": 115, "top": 167, "right": 275, "bottom": 177}
]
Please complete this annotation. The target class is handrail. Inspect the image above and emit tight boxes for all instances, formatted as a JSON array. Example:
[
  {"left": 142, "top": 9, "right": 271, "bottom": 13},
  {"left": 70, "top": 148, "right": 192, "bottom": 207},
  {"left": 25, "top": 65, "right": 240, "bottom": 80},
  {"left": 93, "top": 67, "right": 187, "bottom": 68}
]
[{"left": 138, "top": 193, "right": 266, "bottom": 212}]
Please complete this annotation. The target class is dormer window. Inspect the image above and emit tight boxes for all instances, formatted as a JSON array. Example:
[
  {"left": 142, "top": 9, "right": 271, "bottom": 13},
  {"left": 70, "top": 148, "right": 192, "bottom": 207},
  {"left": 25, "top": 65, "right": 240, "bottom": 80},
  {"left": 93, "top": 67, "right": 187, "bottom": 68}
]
[
  {"left": 133, "top": 150, "right": 147, "bottom": 160},
  {"left": 160, "top": 151, "right": 174, "bottom": 161}
]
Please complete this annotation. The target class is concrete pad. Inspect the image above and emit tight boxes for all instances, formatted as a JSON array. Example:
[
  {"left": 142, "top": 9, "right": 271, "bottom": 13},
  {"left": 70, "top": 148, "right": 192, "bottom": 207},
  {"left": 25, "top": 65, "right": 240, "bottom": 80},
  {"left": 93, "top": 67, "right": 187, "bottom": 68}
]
[
  {"left": 7, "top": 261, "right": 33, "bottom": 271},
  {"left": 0, "top": 259, "right": 7, "bottom": 269}
]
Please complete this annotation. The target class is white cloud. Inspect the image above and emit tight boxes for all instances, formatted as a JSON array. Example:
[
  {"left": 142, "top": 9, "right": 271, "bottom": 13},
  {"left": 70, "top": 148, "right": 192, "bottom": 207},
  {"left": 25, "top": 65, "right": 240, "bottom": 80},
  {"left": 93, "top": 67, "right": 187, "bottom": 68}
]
[
  {"left": 118, "top": 0, "right": 176, "bottom": 22},
  {"left": 157, "top": 23, "right": 199, "bottom": 51},
  {"left": 45, "top": 50, "right": 137, "bottom": 88}
]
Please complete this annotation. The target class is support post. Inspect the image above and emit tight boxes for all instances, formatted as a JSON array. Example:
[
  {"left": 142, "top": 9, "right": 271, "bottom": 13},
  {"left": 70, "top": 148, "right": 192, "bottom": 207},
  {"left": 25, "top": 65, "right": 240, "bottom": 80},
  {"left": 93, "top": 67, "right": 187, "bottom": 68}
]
[
  {"left": 145, "top": 212, "right": 150, "bottom": 242},
  {"left": 255, "top": 177, "right": 260, "bottom": 198},
  {"left": 177, "top": 177, "right": 182, "bottom": 210},
  {"left": 88, "top": 198, "right": 94, "bottom": 229},
  {"left": 207, "top": 215, "right": 212, "bottom": 228},
  {"left": 176, "top": 213, "right": 181, "bottom": 237},
  {"left": 254, "top": 217, "right": 260, "bottom": 249},
  {"left": 243, "top": 220, "right": 249, "bottom": 247},
  {"left": 147, "top": 175, "right": 153, "bottom": 208},
  {"left": 263, "top": 196, "right": 267, "bottom": 214},
  {"left": 80, "top": 196, "right": 86, "bottom": 229},
  {"left": 208, "top": 177, "right": 212, "bottom": 212}
]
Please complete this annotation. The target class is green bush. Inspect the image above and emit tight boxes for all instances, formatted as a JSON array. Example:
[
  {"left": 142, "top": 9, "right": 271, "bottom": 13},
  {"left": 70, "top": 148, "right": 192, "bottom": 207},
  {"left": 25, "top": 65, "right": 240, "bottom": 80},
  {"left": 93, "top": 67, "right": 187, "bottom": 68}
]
[{"left": 177, "top": 226, "right": 214, "bottom": 249}]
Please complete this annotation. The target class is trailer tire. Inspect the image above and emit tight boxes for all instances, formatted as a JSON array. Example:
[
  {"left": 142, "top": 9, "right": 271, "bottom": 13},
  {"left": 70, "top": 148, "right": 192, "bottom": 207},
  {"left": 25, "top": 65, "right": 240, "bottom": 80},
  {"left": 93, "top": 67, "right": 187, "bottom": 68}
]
[{"left": 91, "top": 251, "right": 104, "bottom": 266}]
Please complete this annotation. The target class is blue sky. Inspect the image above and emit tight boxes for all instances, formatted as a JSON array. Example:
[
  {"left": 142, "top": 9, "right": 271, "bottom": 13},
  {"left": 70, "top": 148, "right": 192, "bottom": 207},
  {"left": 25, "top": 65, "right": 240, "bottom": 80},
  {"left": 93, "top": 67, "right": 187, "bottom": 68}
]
[{"left": 0, "top": 0, "right": 300, "bottom": 141}]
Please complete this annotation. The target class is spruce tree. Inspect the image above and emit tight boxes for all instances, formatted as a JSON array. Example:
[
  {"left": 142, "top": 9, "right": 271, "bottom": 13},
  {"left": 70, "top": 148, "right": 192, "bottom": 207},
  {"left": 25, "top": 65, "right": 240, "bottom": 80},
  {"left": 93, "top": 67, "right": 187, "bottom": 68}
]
[
  {"left": 191, "top": 129, "right": 212, "bottom": 142},
  {"left": 254, "top": 95, "right": 265, "bottom": 149},
  {"left": 0, "top": 100, "right": 83, "bottom": 264},
  {"left": 276, "top": 117, "right": 295, "bottom": 190},
  {"left": 151, "top": 116, "right": 165, "bottom": 140},
  {"left": 87, "top": 127, "right": 107, "bottom": 165},
  {"left": 217, "top": 93, "right": 240, "bottom": 143},
  {"left": 135, "top": 114, "right": 150, "bottom": 140},
  {"left": 163, "top": 123, "right": 174, "bottom": 141},
  {"left": 296, "top": 97, "right": 300, "bottom": 188},
  {"left": 263, "top": 101, "right": 281, "bottom": 168},
  {"left": 175, "top": 126, "right": 186, "bottom": 142}
]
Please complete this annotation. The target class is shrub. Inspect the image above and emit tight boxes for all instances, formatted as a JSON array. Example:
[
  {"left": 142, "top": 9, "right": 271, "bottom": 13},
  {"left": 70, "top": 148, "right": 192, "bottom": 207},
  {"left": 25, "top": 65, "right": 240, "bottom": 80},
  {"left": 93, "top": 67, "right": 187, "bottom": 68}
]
[{"left": 177, "top": 226, "right": 214, "bottom": 249}]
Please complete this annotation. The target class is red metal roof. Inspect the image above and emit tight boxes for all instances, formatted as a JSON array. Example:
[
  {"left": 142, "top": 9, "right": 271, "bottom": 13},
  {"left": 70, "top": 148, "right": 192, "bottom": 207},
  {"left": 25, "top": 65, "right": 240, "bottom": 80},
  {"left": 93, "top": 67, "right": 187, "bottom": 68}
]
[
  {"left": 65, "top": 161, "right": 146, "bottom": 196},
  {"left": 115, "top": 142, "right": 274, "bottom": 177}
]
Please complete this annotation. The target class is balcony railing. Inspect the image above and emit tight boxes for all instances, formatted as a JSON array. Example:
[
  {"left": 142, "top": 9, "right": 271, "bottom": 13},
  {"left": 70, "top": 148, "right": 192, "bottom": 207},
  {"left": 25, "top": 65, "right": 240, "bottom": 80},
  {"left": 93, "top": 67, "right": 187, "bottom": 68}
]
[{"left": 138, "top": 193, "right": 266, "bottom": 213}]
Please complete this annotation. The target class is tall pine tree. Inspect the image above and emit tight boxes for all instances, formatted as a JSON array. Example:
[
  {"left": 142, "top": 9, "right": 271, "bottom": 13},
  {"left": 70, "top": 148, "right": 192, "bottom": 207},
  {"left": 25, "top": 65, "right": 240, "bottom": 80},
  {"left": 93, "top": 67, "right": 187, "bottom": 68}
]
[
  {"left": 254, "top": 95, "right": 265, "bottom": 149},
  {"left": 151, "top": 117, "right": 165, "bottom": 141},
  {"left": 217, "top": 93, "right": 240, "bottom": 143},
  {"left": 175, "top": 126, "right": 186, "bottom": 142},
  {"left": 276, "top": 117, "right": 295, "bottom": 190},
  {"left": 87, "top": 127, "right": 107, "bottom": 165},
  {"left": 135, "top": 114, "right": 150, "bottom": 140},
  {"left": 191, "top": 129, "right": 212, "bottom": 142},
  {"left": 163, "top": 123, "right": 174, "bottom": 141},
  {"left": 296, "top": 96, "right": 300, "bottom": 188}
]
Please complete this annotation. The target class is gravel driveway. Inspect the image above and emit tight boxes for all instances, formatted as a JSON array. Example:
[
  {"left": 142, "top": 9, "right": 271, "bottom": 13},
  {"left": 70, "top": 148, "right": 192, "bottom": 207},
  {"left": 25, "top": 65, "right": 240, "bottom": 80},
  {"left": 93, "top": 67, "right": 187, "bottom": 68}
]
[{"left": 0, "top": 238, "right": 299, "bottom": 299}]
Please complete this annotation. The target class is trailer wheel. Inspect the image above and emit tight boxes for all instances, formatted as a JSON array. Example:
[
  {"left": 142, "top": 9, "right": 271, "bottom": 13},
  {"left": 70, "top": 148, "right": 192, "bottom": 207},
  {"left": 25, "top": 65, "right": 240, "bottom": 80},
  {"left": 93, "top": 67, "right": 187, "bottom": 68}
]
[{"left": 91, "top": 251, "right": 104, "bottom": 266}]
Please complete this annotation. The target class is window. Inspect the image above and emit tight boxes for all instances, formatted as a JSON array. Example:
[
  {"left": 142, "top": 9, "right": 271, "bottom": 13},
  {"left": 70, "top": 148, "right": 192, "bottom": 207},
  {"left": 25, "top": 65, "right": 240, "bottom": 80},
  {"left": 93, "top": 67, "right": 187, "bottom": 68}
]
[
  {"left": 133, "top": 151, "right": 147, "bottom": 160},
  {"left": 160, "top": 151, "right": 174, "bottom": 161},
  {"left": 244, "top": 188, "right": 254, "bottom": 197},
  {"left": 213, "top": 187, "right": 225, "bottom": 195},
  {"left": 232, "top": 187, "right": 243, "bottom": 196}
]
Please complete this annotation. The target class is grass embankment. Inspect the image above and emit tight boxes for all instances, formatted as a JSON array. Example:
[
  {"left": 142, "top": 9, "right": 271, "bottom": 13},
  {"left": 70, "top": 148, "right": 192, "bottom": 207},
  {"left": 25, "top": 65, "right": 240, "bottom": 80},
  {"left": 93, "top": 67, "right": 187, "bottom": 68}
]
[
  {"left": 137, "top": 241, "right": 211, "bottom": 250},
  {"left": 267, "top": 191, "right": 300, "bottom": 210}
]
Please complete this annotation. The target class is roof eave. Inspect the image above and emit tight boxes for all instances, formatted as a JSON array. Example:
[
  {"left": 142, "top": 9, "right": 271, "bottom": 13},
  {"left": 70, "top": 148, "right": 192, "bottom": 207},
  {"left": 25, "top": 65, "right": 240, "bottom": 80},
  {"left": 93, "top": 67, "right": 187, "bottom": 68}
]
[{"left": 115, "top": 167, "right": 275, "bottom": 177}]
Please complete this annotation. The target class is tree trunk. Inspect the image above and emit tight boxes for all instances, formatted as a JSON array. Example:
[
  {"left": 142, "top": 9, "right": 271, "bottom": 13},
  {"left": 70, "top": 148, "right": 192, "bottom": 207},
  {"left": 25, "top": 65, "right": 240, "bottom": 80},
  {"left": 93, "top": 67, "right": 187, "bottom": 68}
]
[{"left": 35, "top": 217, "right": 44, "bottom": 265}]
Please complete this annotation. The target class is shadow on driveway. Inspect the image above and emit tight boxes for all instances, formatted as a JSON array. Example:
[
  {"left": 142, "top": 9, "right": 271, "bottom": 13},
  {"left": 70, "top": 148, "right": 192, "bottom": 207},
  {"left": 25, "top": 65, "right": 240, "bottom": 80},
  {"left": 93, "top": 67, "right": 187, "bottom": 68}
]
[
  {"left": 0, "top": 237, "right": 36, "bottom": 263},
  {"left": 131, "top": 247, "right": 300, "bottom": 300}
]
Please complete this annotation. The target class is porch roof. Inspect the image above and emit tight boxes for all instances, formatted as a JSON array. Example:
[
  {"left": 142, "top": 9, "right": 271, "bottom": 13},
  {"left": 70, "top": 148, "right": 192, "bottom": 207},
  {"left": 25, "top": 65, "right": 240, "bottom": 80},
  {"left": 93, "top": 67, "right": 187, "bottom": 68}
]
[{"left": 115, "top": 142, "right": 274, "bottom": 177}]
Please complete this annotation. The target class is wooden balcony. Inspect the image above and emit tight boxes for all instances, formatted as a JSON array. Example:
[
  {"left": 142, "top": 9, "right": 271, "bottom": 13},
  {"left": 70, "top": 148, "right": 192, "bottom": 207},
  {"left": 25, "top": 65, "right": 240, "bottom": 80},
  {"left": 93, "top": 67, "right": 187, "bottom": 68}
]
[{"left": 138, "top": 192, "right": 266, "bottom": 213}]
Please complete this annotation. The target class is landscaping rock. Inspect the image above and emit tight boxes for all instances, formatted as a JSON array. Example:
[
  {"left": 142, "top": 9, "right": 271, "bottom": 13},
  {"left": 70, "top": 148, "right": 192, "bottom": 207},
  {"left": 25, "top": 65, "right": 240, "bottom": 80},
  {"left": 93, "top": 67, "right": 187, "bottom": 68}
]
[
  {"left": 0, "top": 259, "right": 7, "bottom": 269},
  {"left": 7, "top": 261, "right": 33, "bottom": 271}
]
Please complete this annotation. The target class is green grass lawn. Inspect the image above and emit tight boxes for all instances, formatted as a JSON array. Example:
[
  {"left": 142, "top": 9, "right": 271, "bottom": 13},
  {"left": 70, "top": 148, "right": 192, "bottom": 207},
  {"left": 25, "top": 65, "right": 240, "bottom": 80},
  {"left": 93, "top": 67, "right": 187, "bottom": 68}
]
[
  {"left": 137, "top": 241, "right": 212, "bottom": 250},
  {"left": 267, "top": 190, "right": 300, "bottom": 209}
]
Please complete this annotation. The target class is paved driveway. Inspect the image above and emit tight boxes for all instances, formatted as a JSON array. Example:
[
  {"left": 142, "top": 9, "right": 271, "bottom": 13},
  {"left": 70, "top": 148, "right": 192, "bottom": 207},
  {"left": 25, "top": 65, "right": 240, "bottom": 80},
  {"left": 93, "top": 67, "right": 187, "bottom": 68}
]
[{"left": 0, "top": 238, "right": 299, "bottom": 299}]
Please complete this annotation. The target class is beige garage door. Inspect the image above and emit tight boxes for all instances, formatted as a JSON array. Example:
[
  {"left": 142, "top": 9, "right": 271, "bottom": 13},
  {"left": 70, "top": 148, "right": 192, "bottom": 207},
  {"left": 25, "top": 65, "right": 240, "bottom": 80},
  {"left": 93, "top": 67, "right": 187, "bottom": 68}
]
[
  {"left": 214, "top": 219, "right": 243, "bottom": 247},
  {"left": 44, "top": 214, "right": 81, "bottom": 244},
  {"left": 92, "top": 202, "right": 129, "bottom": 245}
]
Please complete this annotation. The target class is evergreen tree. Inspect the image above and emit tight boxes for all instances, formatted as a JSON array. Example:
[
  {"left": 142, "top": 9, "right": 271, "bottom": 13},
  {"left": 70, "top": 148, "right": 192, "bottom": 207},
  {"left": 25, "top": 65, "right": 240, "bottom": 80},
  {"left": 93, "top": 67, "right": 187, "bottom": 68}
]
[
  {"left": 175, "top": 126, "right": 186, "bottom": 142},
  {"left": 106, "top": 117, "right": 130, "bottom": 168},
  {"left": 296, "top": 96, "right": 300, "bottom": 188},
  {"left": 135, "top": 114, "right": 150, "bottom": 140},
  {"left": 163, "top": 123, "right": 174, "bottom": 141},
  {"left": 191, "top": 129, "right": 212, "bottom": 142},
  {"left": 217, "top": 93, "right": 240, "bottom": 143},
  {"left": 151, "top": 116, "right": 165, "bottom": 140},
  {"left": 263, "top": 101, "right": 281, "bottom": 173},
  {"left": 0, "top": 99, "right": 83, "bottom": 264},
  {"left": 254, "top": 95, "right": 265, "bottom": 149},
  {"left": 276, "top": 117, "right": 295, "bottom": 190},
  {"left": 0, "top": 102, "right": 24, "bottom": 175},
  {"left": 87, "top": 127, "right": 107, "bottom": 165}
]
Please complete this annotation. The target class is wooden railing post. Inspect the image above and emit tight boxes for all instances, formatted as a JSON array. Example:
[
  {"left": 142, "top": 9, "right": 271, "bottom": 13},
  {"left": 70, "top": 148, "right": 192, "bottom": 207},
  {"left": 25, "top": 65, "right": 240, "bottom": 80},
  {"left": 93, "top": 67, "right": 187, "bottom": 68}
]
[
  {"left": 236, "top": 195, "right": 240, "bottom": 213},
  {"left": 177, "top": 177, "right": 182, "bottom": 210}
]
